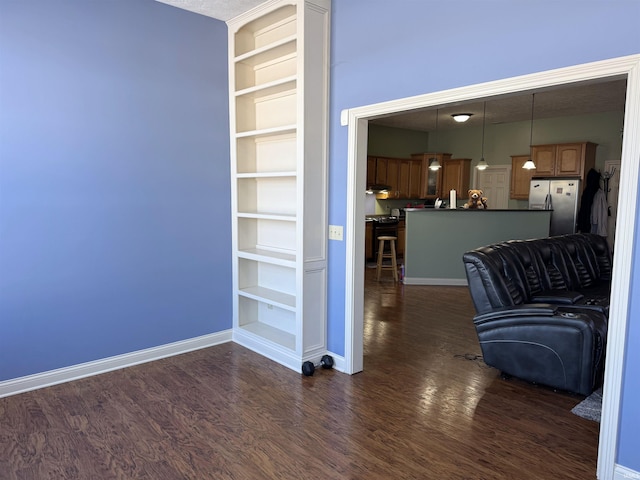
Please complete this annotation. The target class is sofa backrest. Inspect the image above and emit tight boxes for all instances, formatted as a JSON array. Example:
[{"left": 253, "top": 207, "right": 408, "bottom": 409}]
[
  {"left": 502, "top": 240, "right": 551, "bottom": 295},
  {"left": 578, "top": 233, "right": 612, "bottom": 281},
  {"left": 463, "top": 246, "right": 525, "bottom": 314},
  {"left": 463, "top": 233, "right": 611, "bottom": 315},
  {"left": 546, "top": 235, "right": 599, "bottom": 290}
]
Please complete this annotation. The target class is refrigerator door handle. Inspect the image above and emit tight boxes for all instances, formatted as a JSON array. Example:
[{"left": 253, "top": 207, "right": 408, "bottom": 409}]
[{"left": 545, "top": 193, "right": 552, "bottom": 210}]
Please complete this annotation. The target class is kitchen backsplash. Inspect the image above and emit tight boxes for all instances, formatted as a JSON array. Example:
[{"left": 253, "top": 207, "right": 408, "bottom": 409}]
[{"left": 376, "top": 198, "right": 427, "bottom": 215}]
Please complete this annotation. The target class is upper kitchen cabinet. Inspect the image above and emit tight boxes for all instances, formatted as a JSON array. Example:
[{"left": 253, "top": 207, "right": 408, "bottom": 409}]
[
  {"left": 368, "top": 156, "right": 422, "bottom": 199},
  {"left": 411, "top": 153, "right": 452, "bottom": 198},
  {"left": 510, "top": 154, "right": 534, "bottom": 200},
  {"left": 531, "top": 142, "right": 597, "bottom": 179},
  {"left": 375, "top": 157, "right": 400, "bottom": 195},
  {"left": 401, "top": 158, "right": 423, "bottom": 199},
  {"left": 441, "top": 158, "right": 471, "bottom": 199},
  {"left": 367, "top": 156, "right": 376, "bottom": 188},
  {"left": 228, "top": 0, "right": 330, "bottom": 372}
]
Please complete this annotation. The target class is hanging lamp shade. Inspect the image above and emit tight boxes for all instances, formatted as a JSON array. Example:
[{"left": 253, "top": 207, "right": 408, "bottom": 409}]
[
  {"left": 523, "top": 93, "right": 537, "bottom": 170},
  {"left": 476, "top": 158, "right": 489, "bottom": 170},
  {"left": 476, "top": 102, "right": 489, "bottom": 170}
]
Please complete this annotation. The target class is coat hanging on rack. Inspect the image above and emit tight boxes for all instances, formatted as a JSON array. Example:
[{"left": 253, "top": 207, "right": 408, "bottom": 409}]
[
  {"left": 577, "top": 168, "right": 601, "bottom": 233},
  {"left": 591, "top": 185, "right": 608, "bottom": 236}
]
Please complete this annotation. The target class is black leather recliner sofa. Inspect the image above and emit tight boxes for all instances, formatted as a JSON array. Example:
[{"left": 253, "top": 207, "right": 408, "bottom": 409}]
[{"left": 462, "top": 233, "right": 611, "bottom": 395}]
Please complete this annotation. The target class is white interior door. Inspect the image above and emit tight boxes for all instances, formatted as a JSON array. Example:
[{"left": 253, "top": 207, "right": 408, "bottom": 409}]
[
  {"left": 475, "top": 165, "right": 510, "bottom": 209},
  {"left": 604, "top": 160, "right": 621, "bottom": 253}
]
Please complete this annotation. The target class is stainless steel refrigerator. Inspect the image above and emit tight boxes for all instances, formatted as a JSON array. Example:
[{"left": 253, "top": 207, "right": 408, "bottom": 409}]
[{"left": 529, "top": 178, "right": 582, "bottom": 236}]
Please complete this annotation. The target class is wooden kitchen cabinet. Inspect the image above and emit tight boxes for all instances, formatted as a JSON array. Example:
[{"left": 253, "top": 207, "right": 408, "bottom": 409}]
[
  {"left": 397, "top": 159, "right": 423, "bottom": 199},
  {"left": 367, "top": 156, "right": 376, "bottom": 188},
  {"left": 398, "top": 160, "right": 411, "bottom": 198},
  {"left": 373, "top": 157, "right": 399, "bottom": 198},
  {"left": 408, "top": 160, "right": 423, "bottom": 198},
  {"left": 510, "top": 142, "right": 596, "bottom": 200},
  {"left": 531, "top": 142, "right": 597, "bottom": 179},
  {"left": 510, "top": 154, "right": 534, "bottom": 200},
  {"left": 374, "top": 157, "right": 388, "bottom": 185},
  {"left": 411, "top": 153, "right": 452, "bottom": 198},
  {"left": 385, "top": 158, "right": 399, "bottom": 195},
  {"left": 441, "top": 158, "right": 471, "bottom": 199},
  {"left": 369, "top": 156, "right": 422, "bottom": 199}
]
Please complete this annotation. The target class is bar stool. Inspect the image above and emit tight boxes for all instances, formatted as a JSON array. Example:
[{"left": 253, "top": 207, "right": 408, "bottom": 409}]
[{"left": 376, "top": 235, "right": 398, "bottom": 281}]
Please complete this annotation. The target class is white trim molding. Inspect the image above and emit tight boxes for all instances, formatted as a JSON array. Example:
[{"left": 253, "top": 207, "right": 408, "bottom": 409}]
[
  {"left": 341, "top": 54, "right": 640, "bottom": 480},
  {"left": 614, "top": 465, "right": 640, "bottom": 480},
  {"left": 326, "top": 351, "right": 346, "bottom": 374},
  {"left": 0, "top": 330, "right": 233, "bottom": 398}
]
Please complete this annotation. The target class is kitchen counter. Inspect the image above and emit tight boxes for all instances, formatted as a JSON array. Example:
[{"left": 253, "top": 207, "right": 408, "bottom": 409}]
[
  {"left": 403, "top": 209, "right": 552, "bottom": 285},
  {"left": 404, "top": 208, "right": 540, "bottom": 212}
]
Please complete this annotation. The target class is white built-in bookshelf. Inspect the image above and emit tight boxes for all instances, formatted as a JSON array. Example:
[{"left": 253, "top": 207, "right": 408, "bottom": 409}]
[{"left": 227, "top": 0, "right": 330, "bottom": 371}]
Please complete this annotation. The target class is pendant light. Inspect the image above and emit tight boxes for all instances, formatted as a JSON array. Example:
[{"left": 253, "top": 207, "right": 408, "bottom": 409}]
[
  {"left": 429, "top": 109, "right": 442, "bottom": 171},
  {"left": 476, "top": 102, "right": 489, "bottom": 170},
  {"left": 522, "top": 93, "right": 537, "bottom": 170}
]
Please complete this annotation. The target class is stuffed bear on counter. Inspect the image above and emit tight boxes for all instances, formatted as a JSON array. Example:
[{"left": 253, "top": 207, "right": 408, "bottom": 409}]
[{"left": 463, "top": 189, "right": 488, "bottom": 209}]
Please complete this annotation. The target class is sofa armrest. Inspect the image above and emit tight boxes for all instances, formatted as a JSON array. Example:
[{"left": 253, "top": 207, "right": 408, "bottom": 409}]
[
  {"left": 531, "top": 290, "right": 585, "bottom": 304},
  {"left": 472, "top": 307, "right": 607, "bottom": 395},
  {"left": 473, "top": 304, "right": 558, "bottom": 325}
]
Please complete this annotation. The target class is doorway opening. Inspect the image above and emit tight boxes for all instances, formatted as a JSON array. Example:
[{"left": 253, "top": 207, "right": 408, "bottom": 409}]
[
  {"left": 342, "top": 55, "right": 640, "bottom": 479},
  {"left": 474, "top": 165, "right": 511, "bottom": 210}
]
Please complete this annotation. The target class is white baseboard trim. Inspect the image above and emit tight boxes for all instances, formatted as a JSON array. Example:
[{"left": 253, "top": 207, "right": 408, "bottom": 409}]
[
  {"left": 0, "top": 330, "right": 233, "bottom": 398},
  {"left": 327, "top": 351, "right": 345, "bottom": 373},
  {"left": 232, "top": 328, "right": 302, "bottom": 372},
  {"left": 233, "top": 328, "right": 346, "bottom": 375},
  {"left": 614, "top": 464, "right": 640, "bottom": 480},
  {"left": 403, "top": 277, "right": 468, "bottom": 286}
]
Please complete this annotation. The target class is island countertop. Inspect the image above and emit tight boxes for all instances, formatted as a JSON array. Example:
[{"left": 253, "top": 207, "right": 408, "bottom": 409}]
[
  {"left": 403, "top": 209, "right": 552, "bottom": 285},
  {"left": 404, "top": 208, "right": 549, "bottom": 212}
]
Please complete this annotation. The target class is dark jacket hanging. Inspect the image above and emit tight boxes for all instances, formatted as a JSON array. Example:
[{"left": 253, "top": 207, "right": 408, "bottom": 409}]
[{"left": 577, "top": 168, "right": 601, "bottom": 233}]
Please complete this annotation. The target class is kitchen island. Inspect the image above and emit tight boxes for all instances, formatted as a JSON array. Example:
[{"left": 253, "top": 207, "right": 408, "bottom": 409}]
[{"left": 403, "top": 208, "right": 552, "bottom": 285}]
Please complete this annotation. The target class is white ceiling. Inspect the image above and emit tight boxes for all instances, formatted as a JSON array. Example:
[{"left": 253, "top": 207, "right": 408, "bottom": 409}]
[
  {"left": 370, "top": 78, "right": 627, "bottom": 133},
  {"left": 155, "top": 0, "right": 266, "bottom": 21}
]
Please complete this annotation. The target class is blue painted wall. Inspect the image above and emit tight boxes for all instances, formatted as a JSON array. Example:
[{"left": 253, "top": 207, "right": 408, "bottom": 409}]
[
  {"left": 0, "top": 0, "right": 231, "bottom": 380},
  {"left": 328, "top": 0, "right": 640, "bottom": 471}
]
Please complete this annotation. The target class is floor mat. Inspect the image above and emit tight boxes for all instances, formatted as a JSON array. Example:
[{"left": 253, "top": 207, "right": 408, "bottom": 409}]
[{"left": 571, "top": 387, "right": 602, "bottom": 422}]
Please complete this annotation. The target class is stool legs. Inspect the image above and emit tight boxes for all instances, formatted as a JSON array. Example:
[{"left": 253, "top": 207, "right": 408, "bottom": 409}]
[
  {"left": 376, "top": 236, "right": 398, "bottom": 282},
  {"left": 389, "top": 238, "right": 398, "bottom": 282},
  {"left": 376, "top": 238, "right": 384, "bottom": 281}
]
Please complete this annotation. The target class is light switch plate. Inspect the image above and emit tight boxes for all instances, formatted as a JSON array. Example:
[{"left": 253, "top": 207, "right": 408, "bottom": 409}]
[{"left": 329, "top": 225, "right": 344, "bottom": 241}]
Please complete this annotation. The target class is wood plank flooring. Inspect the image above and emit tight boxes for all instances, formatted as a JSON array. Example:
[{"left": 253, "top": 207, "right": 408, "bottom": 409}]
[{"left": 0, "top": 269, "right": 599, "bottom": 479}]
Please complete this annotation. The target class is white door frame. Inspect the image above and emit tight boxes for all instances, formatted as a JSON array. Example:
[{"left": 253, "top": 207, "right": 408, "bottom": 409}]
[
  {"left": 341, "top": 55, "right": 640, "bottom": 480},
  {"left": 474, "top": 164, "right": 511, "bottom": 209}
]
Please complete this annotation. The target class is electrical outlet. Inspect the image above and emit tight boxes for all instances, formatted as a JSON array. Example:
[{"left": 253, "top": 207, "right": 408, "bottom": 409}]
[{"left": 328, "top": 225, "right": 344, "bottom": 241}]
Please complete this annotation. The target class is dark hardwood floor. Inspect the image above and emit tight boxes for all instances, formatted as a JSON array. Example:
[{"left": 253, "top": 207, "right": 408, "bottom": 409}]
[{"left": 0, "top": 269, "right": 599, "bottom": 479}]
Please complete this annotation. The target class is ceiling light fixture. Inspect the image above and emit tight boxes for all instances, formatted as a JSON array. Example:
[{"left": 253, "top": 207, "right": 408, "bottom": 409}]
[
  {"left": 522, "top": 93, "right": 537, "bottom": 170},
  {"left": 476, "top": 102, "right": 489, "bottom": 170},
  {"left": 429, "top": 109, "right": 442, "bottom": 171},
  {"left": 452, "top": 113, "right": 473, "bottom": 123}
]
